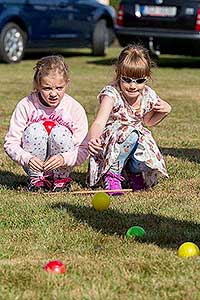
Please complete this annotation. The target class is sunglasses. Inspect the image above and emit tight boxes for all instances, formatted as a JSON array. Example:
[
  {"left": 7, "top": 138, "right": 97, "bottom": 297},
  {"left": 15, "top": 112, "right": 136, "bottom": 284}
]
[{"left": 121, "top": 76, "right": 148, "bottom": 84}]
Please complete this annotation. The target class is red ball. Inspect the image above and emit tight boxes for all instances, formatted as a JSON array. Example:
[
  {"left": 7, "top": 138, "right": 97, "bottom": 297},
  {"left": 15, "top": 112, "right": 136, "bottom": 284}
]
[
  {"left": 44, "top": 260, "right": 66, "bottom": 274},
  {"left": 43, "top": 120, "right": 56, "bottom": 135}
]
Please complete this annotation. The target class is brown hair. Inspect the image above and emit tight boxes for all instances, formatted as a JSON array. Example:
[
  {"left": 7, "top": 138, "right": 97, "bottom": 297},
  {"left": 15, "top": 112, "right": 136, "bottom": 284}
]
[
  {"left": 33, "top": 55, "right": 69, "bottom": 90},
  {"left": 114, "top": 44, "right": 153, "bottom": 82}
]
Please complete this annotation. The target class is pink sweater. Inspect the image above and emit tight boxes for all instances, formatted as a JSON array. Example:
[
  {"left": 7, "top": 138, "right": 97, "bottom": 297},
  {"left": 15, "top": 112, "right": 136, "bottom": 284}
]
[{"left": 4, "top": 92, "right": 89, "bottom": 167}]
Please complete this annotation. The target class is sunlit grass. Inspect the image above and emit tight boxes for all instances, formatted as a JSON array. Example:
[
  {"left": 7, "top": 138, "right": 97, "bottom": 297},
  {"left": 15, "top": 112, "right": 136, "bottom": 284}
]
[{"left": 0, "top": 47, "right": 200, "bottom": 299}]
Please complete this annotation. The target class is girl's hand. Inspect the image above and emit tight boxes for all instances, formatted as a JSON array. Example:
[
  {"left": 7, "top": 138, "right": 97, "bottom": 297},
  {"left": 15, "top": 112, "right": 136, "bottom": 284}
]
[
  {"left": 152, "top": 99, "right": 171, "bottom": 114},
  {"left": 43, "top": 154, "right": 65, "bottom": 172},
  {"left": 88, "top": 138, "right": 103, "bottom": 155},
  {"left": 29, "top": 157, "right": 44, "bottom": 172},
  {"left": 143, "top": 98, "right": 171, "bottom": 127}
]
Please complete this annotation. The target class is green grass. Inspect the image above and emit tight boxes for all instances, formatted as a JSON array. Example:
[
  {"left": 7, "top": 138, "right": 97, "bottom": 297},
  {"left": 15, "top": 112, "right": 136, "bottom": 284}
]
[
  {"left": 110, "top": 0, "right": 119, "bottom": 9},
  {"left": 0, "top": 47, "right": 200, "bottom": 300}
]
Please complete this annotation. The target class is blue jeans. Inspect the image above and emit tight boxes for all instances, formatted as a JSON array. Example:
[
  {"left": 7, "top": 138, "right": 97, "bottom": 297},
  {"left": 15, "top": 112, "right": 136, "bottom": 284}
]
[{"left": 110, "top": 130, "right": 144, "bottom": 174}]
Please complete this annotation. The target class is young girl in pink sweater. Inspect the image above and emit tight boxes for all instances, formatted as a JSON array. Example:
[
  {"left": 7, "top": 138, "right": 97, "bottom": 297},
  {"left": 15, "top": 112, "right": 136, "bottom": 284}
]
[{"left": 4, "top": 55, "right": 88, "bottom": 192}]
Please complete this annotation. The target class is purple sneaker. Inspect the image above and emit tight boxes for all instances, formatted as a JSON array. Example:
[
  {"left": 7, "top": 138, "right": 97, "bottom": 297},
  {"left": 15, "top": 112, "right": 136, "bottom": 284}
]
[
  {"left": 103, "top": 171, "right": 124, "bottom": 196},
  {"left": 127, "top": 172, "right": 146, "bottom": 191}
]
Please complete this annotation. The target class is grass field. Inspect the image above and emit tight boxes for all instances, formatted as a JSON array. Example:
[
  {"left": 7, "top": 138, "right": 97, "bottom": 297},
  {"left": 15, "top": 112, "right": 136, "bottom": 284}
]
[{"left": 0, "top": 47, "right": 200, "bottom": 300}]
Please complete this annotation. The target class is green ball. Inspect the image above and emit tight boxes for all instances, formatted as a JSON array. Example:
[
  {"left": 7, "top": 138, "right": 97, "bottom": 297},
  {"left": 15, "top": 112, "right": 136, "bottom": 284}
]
[
  {"left": 178, "top": 242, "right": 200, "bottom": 258},
  {"left": 126, "top": 226, "right": 145, "bottom": 238},
  {"left": 92, "top": 192, "right": 110, "bottom": 211}
]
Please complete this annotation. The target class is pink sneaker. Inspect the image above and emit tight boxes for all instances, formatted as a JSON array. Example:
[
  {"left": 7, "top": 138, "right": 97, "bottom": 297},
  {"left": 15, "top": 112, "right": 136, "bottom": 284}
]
[
  {"left": 103, "top": 172, "right": 124, "bottom": 196},
  {"left": 52, "top": 177, "right": 72, "bottom": 192},
  {"left": 127, "top": 173, "right": 146, "bottom": 191},
  {"left": 28, "top": 175, "right": 52, "bottom": 192}
]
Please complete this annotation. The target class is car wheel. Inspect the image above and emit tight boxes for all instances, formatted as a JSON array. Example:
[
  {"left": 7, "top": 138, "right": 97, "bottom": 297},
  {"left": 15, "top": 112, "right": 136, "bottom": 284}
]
[
  {"left": 0, "top": 22, "right": 26, "bottom": 63},
  {"left": 92, "top": 19, "right": 109, "bottom": 56}
]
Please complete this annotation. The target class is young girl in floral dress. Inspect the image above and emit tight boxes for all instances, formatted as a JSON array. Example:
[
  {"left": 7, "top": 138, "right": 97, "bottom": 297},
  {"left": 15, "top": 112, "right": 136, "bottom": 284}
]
[{"left": 87, "top": 44, "right": 171, "bottom": 195}]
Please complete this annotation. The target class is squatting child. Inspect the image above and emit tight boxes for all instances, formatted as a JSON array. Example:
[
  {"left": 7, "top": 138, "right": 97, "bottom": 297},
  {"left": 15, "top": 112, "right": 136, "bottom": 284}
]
[
  {"left": 87, "top": 44, "right": 171, "bottom": 195},
  {"left": 4, "top": 55, "right": 88, "bottom": 192}
]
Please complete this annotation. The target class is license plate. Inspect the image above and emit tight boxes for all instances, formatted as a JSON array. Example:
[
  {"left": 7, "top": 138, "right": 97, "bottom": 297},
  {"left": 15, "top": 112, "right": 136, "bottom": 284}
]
[{"left": 139, "top": 5, "right": 177, "bottom": 17}]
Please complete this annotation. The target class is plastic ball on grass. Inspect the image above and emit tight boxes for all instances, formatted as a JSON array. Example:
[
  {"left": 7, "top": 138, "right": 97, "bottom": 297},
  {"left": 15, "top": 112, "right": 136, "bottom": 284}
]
[
  {"left": 178, "top": 242, "right": 200, "bottom": 258},
  {"left": 92, "top": 192, "right": 110, "bottom": 211},
  {"left": 126, "top": 226, "right": 145, "bottom": 239},
  {"left": 44, "top": 260, "right": 66, "bottom": 274},
  {"left": 43, "top": 120, "right": 56, "bottom": 135}
]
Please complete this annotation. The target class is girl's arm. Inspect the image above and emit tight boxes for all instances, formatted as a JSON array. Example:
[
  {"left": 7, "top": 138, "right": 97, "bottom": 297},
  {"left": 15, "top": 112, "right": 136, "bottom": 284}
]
[
  {"left": 88, "top": 95, "right": 114, "bottom": 155},
  {"left": 143, "top": 98, "right": 171, "bottom": 127},
  {"left": 44, "top": 103, "right": 89, "bottom": 170},
  {"left": 4, "top": 100, "right": 35, "bottom": 167}
]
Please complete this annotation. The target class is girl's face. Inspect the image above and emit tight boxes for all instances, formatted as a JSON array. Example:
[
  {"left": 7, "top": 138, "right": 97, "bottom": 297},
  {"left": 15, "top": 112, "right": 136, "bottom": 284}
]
[
  {"left": 119, "top": 75, "right": 147, "bottom": 101},
  {"left": 38, "top": 71, "right": 68, "bottom": 107}
]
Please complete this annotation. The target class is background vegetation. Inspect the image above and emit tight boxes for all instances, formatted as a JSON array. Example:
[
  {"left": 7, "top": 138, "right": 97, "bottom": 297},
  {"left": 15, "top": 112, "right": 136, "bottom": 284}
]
[
  {"left": 111, "top": 0, "right": 119, "bottom": 9},
  {"left": 0, "top": 47, "right": 200, "bottom": 299}
]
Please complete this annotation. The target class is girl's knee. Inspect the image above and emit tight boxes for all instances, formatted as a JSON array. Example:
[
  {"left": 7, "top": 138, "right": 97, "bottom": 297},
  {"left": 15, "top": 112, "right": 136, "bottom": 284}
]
[
  {"left": 130, "top": 130, "right": 139, "bottom": 142},
  {"left": 22, "top": 122, "right": 48, "bottom": 158},
  {"left": 126, "top": 158, "right": 144, "bottom": 173},
  {"left": 49, "top": 125, "right": 74, "bottom": 149},
  {"left": 25, "top": 122, "right": 47, "bottom": 137}
]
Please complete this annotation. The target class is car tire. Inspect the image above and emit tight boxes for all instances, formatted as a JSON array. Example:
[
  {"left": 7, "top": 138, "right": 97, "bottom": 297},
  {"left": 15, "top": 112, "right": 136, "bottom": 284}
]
[
  {"left": 92, "top": 19, "right": 109, "bottom": 56},
  {"left": 0, "top": 22, "right": 26, "bottom": 63}
]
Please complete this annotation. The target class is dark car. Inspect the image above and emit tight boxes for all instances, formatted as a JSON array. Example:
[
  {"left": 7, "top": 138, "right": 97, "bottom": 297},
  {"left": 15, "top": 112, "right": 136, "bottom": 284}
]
[
  {"left": 0, "top": 0, "right": 116, "bottom": 63},
  {"left": 115, "top": 0, "right": 200, "bottom": 57}
]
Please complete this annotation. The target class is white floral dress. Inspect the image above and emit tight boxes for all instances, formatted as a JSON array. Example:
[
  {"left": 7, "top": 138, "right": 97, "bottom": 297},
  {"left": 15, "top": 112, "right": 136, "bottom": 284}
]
[{"left": 88, "top": 85, "right": 168, "bottom": 188}]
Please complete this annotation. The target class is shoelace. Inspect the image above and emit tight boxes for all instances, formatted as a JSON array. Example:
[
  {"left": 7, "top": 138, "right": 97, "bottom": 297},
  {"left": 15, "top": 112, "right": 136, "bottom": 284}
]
[
  {"left": 53, "top": 177, "right": 72, "bottom": 188},
  {"left": 30, "top": 175, "right": 52, "bottom": 189}
]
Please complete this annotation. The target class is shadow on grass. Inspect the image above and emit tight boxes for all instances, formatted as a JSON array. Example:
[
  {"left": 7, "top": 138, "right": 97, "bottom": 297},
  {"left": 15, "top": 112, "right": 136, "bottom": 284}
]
[
  {"left": 161, "top": 147, "right": 200, "bottom": 164},
  {"left": 88, "top": 55, "right": 200, "bottom": 68},
  {"left": 0, "top": 170, "right": 87, "bottom": 190},
  {"left": 23, "top": 50, "right": 91, "bottom": 61},
  {"left": 0, "top": 50, "right": 92, "bottom": 64},
  {"left": 87, "top": 57, "right": 117, "bottom": 66},
  {"left": 51, "top": 202, "right": 200, "bottom": 249},
  {"left": 0, "top": 170, "right": 27, "bottom": 189},
  {"left": 71, "top": 171, "right": 87, "bottom": 188},
  {"left": 157, "top": 56, "right": 200, "bottom": 68}
]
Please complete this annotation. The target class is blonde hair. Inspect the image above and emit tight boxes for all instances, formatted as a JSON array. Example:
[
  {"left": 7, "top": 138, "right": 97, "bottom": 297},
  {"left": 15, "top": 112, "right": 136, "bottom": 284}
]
[
  {"left": 33, "top": 55, "right": 69, "bottom": 90},
  {"left": 114, "top": 44, "right": 153, "bottom": 82}
]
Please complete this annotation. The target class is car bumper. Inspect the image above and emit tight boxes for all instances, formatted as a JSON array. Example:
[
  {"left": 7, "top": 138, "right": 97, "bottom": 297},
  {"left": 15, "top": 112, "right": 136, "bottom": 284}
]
[{"left": 115, "top": 26, "right": 200, "bottom": 40}]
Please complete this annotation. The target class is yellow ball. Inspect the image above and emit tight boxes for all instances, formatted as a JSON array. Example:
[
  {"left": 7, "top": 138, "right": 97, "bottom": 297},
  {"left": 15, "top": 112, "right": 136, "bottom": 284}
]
[
  {"left": 178, "top": 242, "right": 200, "bottom": 258},
  {"left": 92, "top": 192, "right": 110, "bottom": 211}
]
